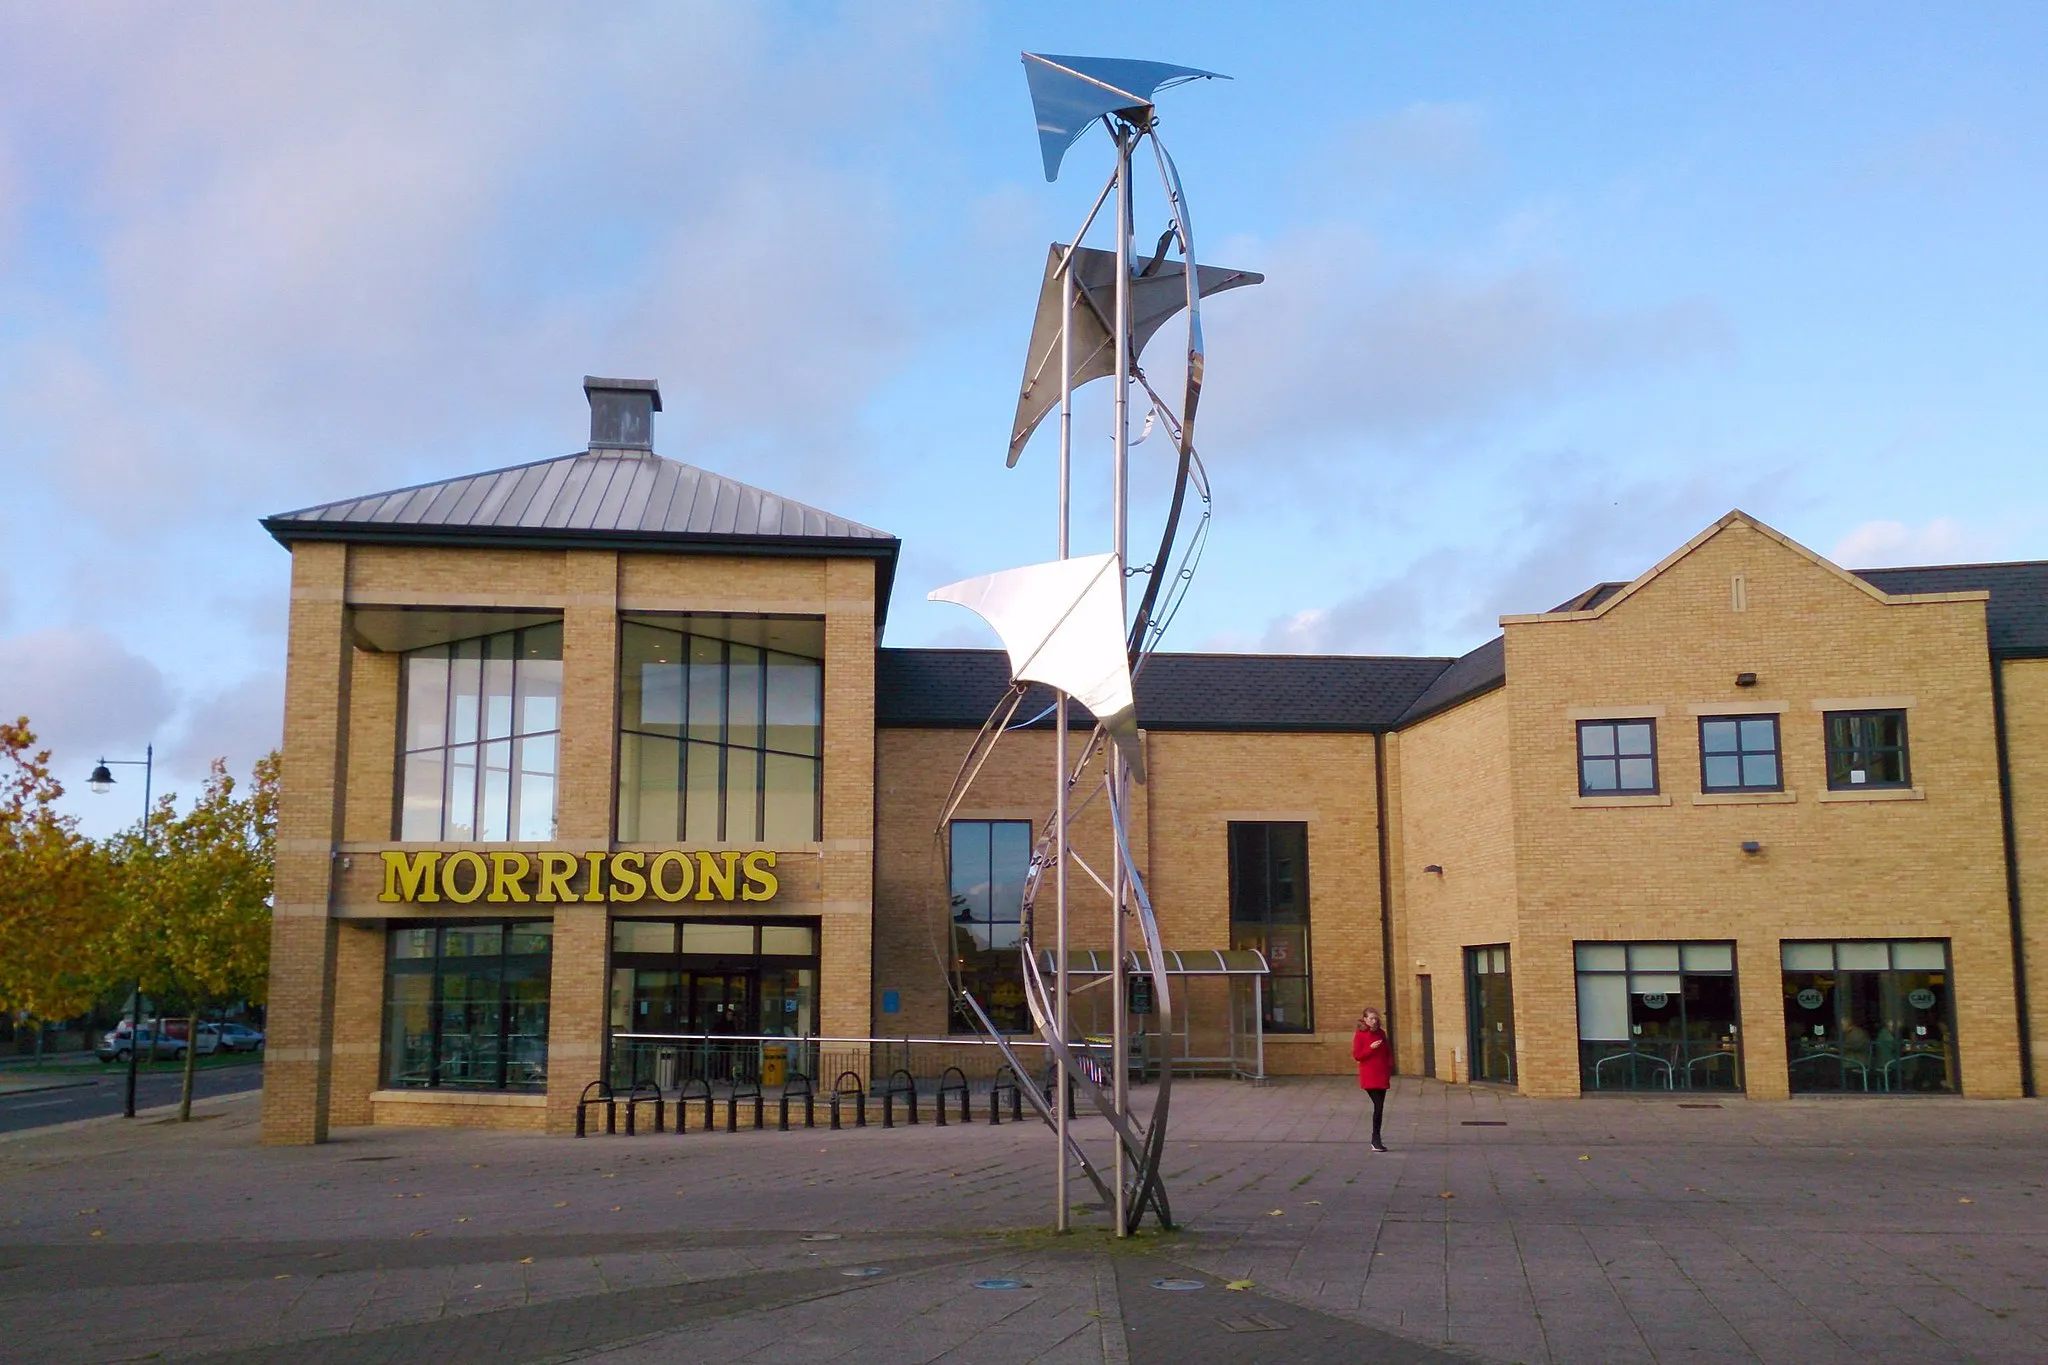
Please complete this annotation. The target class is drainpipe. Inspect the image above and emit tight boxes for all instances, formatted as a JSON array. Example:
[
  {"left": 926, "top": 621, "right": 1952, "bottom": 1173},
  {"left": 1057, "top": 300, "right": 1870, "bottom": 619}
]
[
  {"left": 1374, "top": 731, "right": 1397, "bottom": 1063},
  {"left": 1989, "top": 653, "right": 2035, "bottom": 1097}
]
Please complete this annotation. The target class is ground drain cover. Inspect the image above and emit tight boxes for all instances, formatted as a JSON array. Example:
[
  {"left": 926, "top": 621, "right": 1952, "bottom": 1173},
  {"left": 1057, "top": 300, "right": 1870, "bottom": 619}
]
[
  {"left": 346, "top": 1156, "right": 397, "bottom": 1162},
  {"left": 1678, "top": 1103, "right": 1723, "bottom": 1109},
  {"left": 1217, "top": 1313, "right": 1288, "bottom": 1334},
  {"left": 841, "top": 1267, "right": 884, "bottom": 1277},
  {"left": 1151, "top": 1278, "right": 1205, "bottom": 1292},
  {"left": 1461, "top": 1120, "right": 1507, "bottom": 1127},
  {"left": 974, "top": 1278, "right": 1029, "bottom": 1291},
  {"left": 800, "top": 1233, "right": 842, "bottom": 1242}
]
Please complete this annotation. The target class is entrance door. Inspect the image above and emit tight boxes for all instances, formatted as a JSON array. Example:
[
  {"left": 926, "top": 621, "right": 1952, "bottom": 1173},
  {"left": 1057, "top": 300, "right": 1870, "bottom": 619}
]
[
  {"left": 687, "top": 972, "right": 754, "bottom": 1035},
  {"left": 1417, "top": 975, "right": 1436, "bottom": 1078},
  {"left": 1465, "top": 946, "right": 1516, "bottom": 1084}
]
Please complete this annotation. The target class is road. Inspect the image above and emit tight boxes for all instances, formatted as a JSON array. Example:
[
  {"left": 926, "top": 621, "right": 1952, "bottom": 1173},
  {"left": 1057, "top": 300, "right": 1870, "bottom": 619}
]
[{"left": 0, "top": 1059, "right": 264, "bottom": 1133}]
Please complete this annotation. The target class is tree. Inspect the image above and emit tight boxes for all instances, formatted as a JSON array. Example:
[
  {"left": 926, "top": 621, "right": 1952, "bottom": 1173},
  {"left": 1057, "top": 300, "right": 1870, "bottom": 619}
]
[
  {"left": 0, "top": 719, "right": 110, "bottom": 1045},
  {"left": 104, "top": 752, "right": 277, "bottom": 1117}
]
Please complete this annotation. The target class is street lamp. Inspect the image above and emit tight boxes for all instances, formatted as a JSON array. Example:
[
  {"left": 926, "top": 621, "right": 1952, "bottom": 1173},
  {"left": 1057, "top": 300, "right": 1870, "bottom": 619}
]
[{"left": 88, "top": 745, "right": 152, "bottom": 1119}]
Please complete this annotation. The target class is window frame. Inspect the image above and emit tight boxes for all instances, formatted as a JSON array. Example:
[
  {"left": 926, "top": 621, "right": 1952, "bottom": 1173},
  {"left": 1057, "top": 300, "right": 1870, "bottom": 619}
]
[
  {"left": 1575, "top": 718, "right": 1660, "bottom": 796},
  {"left": 396, "top": 621, "right": 564, "bottom": 842},
  {"left": 1228, "top": 820, "right": 1315, "bottom": 1034},
  {"left": 382, "top": 918, "right": 553, "bottom": 1092},
  {"left": 947, "top": 819, "right": 1035, "bottom": 1035},
  {"left": 1823, "top": 709, "right": 1911, "bottom": 791},
  {"left": 1697, "top": 713, "right": 1784, "bottom": 793}
]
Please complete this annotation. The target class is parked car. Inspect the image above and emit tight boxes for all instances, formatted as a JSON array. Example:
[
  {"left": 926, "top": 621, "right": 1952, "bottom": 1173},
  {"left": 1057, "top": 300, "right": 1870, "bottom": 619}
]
[
  {"left": 157, "top": 1019, "right": 223, "bottom": 1056},
  {"left": 214, "top": 1023, "right": 265, "bottom": 1053},
  {"left": 96, "top": 1026, "right": 181, "bottom": 1063}
]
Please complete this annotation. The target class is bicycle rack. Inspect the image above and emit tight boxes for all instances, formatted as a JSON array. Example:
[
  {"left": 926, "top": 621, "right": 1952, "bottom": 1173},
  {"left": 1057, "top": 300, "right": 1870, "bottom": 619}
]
[
  {"left": 882, "top": 1068, "right": 918, "bottom": 1128},
  {"left": 829, "top": 1070, "right": 866, "bottom": 1130},
  {"left": 935, "top": 1067, "right": 969, "bottom": 1127},
  {"left": 677, "top": 1077, "right": 714, "bottom": 1134},
  {"left": 728, "top": 1075, "right": 763, "bottom": 1132},
  {"left": 779, "top": 1073, "right": 816, "bottom": 1131},
  {"left": 624, "top": 1080, "right": 665, "bottom": 1136},
  {"left": 575, "top": 1081, "right": 616, "bottom": 1137},
  {"left": 990, "top": 1066, "right": 1022, "bottom": 1125}
]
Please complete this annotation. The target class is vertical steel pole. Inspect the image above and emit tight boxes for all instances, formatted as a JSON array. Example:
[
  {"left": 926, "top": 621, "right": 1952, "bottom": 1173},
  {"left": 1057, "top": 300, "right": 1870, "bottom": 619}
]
[
  {"left": 123, "top": 745, "right": 153, "bottom": 1120},
  {"left": 1109, "top": 121, "right": 1133, "bottom": 1237},
  {"left": 1054, "top": 248, "right": 1074, "bottom": 1234}
]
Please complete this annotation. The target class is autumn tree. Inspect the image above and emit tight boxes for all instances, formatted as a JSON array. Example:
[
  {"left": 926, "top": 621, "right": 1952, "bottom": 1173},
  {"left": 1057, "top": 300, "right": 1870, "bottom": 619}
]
[{"left": 0, "top": 719, "right": 111, "bottom": 1045}]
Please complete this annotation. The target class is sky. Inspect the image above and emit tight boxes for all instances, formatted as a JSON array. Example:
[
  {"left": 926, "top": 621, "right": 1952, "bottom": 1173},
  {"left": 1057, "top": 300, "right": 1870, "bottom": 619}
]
[{"left": 2, "top": 3, "right": 2044, "bottom": 835}]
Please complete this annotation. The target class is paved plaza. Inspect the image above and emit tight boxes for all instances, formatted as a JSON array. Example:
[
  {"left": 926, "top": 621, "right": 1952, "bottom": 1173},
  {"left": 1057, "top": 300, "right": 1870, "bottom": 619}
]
[{"left": 1, "top": 1078, "right": 2045, "bottom": 1364}]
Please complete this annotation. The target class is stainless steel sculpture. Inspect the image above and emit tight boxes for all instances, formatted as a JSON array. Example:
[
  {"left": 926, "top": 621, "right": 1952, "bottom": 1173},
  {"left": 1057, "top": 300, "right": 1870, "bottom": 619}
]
[{"left": 929, "top": 51, "right": 1258, "bottom": 1236}]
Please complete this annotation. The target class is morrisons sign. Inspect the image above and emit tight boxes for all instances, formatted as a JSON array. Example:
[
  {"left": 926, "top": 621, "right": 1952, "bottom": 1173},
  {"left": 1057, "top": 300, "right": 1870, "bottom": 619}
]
[{"left": 378, "top": 849, "right": 779, "bottom": 905}]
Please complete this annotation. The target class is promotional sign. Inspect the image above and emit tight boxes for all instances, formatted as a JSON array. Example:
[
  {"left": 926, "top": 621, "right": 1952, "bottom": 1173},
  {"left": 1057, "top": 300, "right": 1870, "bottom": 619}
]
[{"left": 378, "top": 849, "right": 778, "bottom": 904}]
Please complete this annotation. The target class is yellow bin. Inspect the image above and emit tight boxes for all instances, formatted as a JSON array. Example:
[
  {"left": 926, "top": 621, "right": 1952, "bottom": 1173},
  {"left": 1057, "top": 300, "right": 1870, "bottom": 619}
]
[{"left": 761, "top": 1044, "right": 789, "bottom": 1087}]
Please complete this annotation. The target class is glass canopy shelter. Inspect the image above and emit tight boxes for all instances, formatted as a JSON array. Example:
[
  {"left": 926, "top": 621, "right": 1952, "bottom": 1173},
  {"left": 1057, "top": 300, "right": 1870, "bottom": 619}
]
[{"left": 1037, "top": 949, "right": 1271, "bottom": 1081}]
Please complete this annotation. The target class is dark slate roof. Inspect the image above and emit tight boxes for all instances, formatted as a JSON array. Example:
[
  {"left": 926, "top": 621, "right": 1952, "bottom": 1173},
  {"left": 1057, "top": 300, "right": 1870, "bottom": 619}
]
[
  {"left": 1853, "top": 562, "right": 2048, "bottom": 655},
  {"left": 1394, "top": 635, "right": 1506, "bottom": 726},
  {"left": 1549, "top": 581, "right": 1629, "bottom": 613},
  {"left": 265, "top": 450, "right": 895, "bottom": 550},
  {"left": 878, "top": 648, "right": 1455, "bottom": 733}
]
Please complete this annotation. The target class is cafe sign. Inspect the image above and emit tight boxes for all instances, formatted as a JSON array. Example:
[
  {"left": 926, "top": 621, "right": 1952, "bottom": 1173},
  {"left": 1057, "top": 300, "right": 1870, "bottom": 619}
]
[{"left": 379, "top": 849, "right": 778, "bottom": 905}]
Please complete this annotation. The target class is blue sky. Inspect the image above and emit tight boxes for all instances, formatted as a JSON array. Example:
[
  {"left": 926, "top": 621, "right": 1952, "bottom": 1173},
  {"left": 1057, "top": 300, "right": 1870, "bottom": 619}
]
[{"left": 2, "top": 3, "right": 2044, "bottom": 833}]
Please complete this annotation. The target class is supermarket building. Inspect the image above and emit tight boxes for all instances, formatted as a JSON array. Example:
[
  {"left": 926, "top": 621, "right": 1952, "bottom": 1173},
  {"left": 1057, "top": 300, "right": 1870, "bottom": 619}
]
[{"left": 260, "top": 378, "right": 2048, "bottom": 1142}]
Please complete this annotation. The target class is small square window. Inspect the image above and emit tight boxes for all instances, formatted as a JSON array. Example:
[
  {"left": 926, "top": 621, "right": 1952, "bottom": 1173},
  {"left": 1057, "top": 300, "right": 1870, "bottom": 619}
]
[
  {"left": 1824, "top": 710, "right": 1909, "bottom": 789},
  {"left": 1577, "top": 719, "right": 1659, "bottom": 795},
  {"left": 1699, "top": 714, "right": 1782, "bottom": 792}
]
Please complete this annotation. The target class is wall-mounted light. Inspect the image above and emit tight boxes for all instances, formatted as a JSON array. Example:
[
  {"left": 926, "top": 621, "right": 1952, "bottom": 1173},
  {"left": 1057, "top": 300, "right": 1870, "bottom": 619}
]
[
  {"left": 1423, "top": 864, "right": 1444, "bottom": 875},
  {"left": 1740, "top": 840, "right": 1763, "bottom": 855},
  {"left": 1735, "top": 672, "right": 1758, "bottom": 687}
]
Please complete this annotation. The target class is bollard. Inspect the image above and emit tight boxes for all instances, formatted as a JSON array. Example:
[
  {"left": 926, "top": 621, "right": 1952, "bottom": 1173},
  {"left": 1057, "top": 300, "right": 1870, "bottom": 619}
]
[
  {"left": 829, "top": 1094, "right": 842, "bottom": 1130},
  {"left": 882, "top": 1092, "right": 894, "bottom": 1128},
  {"left": 576, "top": 1081, "right": 615, "bottom": 1138}
]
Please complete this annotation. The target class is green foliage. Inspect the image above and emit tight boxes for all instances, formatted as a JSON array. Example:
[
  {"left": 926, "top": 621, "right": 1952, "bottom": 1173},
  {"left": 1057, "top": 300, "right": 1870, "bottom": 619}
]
[{"left": 0, "top": 719, "right": 109, "bottom": 1022}]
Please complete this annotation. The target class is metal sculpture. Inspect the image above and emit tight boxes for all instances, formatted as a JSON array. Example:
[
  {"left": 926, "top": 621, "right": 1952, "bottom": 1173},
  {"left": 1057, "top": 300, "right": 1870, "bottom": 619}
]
[{"left": 929, "top": 51, "right": 1258, "bottom": 1236}]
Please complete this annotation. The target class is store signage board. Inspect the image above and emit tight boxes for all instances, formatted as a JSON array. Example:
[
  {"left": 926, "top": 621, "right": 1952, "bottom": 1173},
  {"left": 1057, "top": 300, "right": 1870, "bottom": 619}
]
[{"left": 378, "top": 849, "right": 779, "bottom": 905}]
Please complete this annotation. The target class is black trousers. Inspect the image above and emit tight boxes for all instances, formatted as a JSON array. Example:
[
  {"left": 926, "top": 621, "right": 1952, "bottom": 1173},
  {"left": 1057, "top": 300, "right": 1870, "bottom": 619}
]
[{"left": 1366, "top": 1087, "right": 1386, "bottom": 1141}]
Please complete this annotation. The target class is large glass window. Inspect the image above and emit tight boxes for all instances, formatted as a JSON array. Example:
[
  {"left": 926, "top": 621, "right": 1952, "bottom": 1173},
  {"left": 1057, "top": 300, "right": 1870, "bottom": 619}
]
[
  {"left": 1578, "top": 719, "right": 1658, "bottom": 795},
  {"left": 948, "top": 820, "right": 1033, "bottom": 1034},
  {"left": 1575, "top": 941, "right": 1741, "bottom": 1091},
  {"left": 399, "top": 623, "right": 562, "bottom": 841},
  {"left": 384, "top": 920, "right": 552, "bottom": 1090},
  {"left": 1230, "top": 822, "right": 1313, "bottom": 1033},
  {"left": 607, "top": 917, "right": 820, "bottom": 1089},
  {"left": 1465, "top": 945, "right": 1516, "bottom": 1083},
  {"left": 1782, "top": 940, "right": 1954, "bottom": 1093},
  {"left": 1825, "top": 711, "right": 1910, "bottom": 789},
  {"left": 1699, "top": 715, "right": 1782, "bottom": 792},
  {"left": 618, "top": 616, "right": 823, "bottom": 844}
]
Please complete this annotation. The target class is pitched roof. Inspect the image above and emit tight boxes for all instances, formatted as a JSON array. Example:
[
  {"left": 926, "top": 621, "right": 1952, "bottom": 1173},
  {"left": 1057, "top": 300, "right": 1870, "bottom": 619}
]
[
  {"left": 1394, "top": 635, "right": 1506, "bottom": 726},
  {"left": 1853, "top": 561, "right": 2048, "bottom": 655},
  {"left": 877, "top": 648, "right": 1454, "bottom": 733},
  {"left": 264, "top": 449, "right": 895, "bottom": 550}
]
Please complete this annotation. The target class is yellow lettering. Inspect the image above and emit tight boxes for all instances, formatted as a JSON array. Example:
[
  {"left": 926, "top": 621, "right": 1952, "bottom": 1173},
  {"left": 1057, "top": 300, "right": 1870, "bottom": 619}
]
[
  {"left": 442, "top": 850, "right": 488, "bottom": 904},
  {"left": 535, "top": 852, "right": 578, "bottom": 903},
  {"left": 488, "top": 852, "right": 531, "bottom": 903},
  {"left": 649, "top": 850, "right": 694, "bottom": 903},
  {"left": 583, "top": 851, "right": 608, "bottom": 902},
  {"left": 609, "top": 851, "right": 647, "bottom": 902},
  {"left": 695, "top": 850, "right": 739, "bottom": 901},
  {"left": 379, "top": 850, "right": 442, "bottom": 903},
  {"left": 741, "top": 850, "right": 779, "bottom": 902}
]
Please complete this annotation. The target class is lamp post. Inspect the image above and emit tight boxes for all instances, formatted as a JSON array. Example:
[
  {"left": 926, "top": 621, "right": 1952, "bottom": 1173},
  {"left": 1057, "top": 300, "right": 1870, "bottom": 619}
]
[{"left": 88, "top": 745, "right": 152, "bottom": 1119}]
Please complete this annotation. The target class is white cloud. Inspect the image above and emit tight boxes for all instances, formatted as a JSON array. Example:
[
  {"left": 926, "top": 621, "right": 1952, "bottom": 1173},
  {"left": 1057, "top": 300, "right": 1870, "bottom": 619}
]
[
  {"left": 1831, "top": 517, "right": 1991, "bottom": 569},
  {"left": 0, "top": 626, "right": 174, "bottom": 771},
  {"left": 1335, "top": 102, "right": 1490, "bottom": 183},
  {"left": 168, "top": 671, "right": 283, "bottom": 782}
]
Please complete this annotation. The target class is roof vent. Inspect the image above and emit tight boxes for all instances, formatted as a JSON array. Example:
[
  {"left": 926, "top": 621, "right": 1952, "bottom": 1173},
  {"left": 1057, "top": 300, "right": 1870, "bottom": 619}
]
[{"left": 584, "top": 376, "right": 662, "bottom": 451}]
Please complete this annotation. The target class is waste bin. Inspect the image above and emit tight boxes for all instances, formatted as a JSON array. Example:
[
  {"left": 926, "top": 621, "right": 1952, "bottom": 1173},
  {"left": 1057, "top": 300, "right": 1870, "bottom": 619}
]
[{"left": 761, "top": 1043, "right": 788, "bottom": 1087}]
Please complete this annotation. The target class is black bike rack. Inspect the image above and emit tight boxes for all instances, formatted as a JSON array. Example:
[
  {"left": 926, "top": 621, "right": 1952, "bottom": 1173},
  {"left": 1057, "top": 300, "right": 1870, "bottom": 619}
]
[
  {"left": 829, "top": 1070, "right": 866, "bottom": 1130},
  {"left": 624, "top": 1080, "right": 665, "bottom": 1135},
  {"left": 677, "top": 1077, "right": 714, "bottom": 1134},
  {"left": 990, "top": 1067, "right": 1022, "bottom": 1125},
  {"left": 575, "top": 1081, "right": 616, "bottom": 1137},
  {"left": 728, "top": 1075, "right": 763, "bottom": 1132},
  {"left": 779, "top": 1073, "right": 815, "bottom": 1131},
  {"left": 935, "top": 1067, "right": 969, "bottom": 1127},
  {"left": 881, "top": 1068, "right": 918, "bottom": 1128}
]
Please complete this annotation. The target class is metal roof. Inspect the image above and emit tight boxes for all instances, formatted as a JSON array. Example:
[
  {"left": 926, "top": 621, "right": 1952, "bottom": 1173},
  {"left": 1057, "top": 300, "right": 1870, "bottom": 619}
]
[
  {"left": 264, "top": 449, "right": 895, "bottom": 551},
  {"left": 1038, "top": 948, "right": 1269, "bottom": 977}
]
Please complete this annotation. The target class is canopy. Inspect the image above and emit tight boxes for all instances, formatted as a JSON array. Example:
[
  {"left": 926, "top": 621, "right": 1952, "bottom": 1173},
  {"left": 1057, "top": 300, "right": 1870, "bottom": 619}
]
[{"left": 1038, "top": 948, "right": 1270, "bottom": 978}]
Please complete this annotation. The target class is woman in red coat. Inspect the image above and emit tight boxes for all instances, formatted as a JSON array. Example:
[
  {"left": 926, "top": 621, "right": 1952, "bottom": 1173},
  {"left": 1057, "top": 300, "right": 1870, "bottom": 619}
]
[{"left": 1352, "top": 1006, "right": 1393, "bottom": 1152}]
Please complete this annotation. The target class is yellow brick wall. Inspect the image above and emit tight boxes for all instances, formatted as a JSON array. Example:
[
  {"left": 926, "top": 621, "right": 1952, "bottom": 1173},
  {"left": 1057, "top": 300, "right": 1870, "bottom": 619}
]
[
  {"left": 1501, "top": 518, "right": 2020, "bottom": 1098},
  {"left": 1999, "top": 657, "right": 2048, "bottom": 1088},
  {"left": 1386, "top": 688, "right": 1518, "bottom": 1081}
]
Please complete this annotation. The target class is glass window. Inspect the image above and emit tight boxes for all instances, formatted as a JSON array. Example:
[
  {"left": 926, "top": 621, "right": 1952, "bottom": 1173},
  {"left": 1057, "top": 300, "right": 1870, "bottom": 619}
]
[
  {"left": 1783, "top": 939, "right": 1954, "bottom": 1093},
  {"left": 1825, "top": 710, "right": 1909, "bottom": 789},
  {"left": 399, "top": 623, "right": 562, "bottom": 841},
  {"left": 1577, "top": 719, "right": 1658, "bottom": 795},
  {"left": 1229, "top": 822, "right": 1314, "bottom": 1033},
  {"left": 949, "top": 820, "right": 1034, "bottom": 1034},
  {"left": 761, "top": 924, "right": 816, "bottom": 957},
  {"left": 1699, "top": 715, "right": 1782, "bottom": 792},
  {"left": 682, "top": 922, "right": 757, "bottom": 956},
  {"left": 1574, "top": 940, "right": 1741, "bottom": 1093},
  {"left": 618, "top": 617, "right": 823, "bottom": 843},
  {"left": 602, "top": 916, "right": 824, "bottom": 1090},
  {"left": 383, "top": 920, "right": 551, "bottom": 1090}
]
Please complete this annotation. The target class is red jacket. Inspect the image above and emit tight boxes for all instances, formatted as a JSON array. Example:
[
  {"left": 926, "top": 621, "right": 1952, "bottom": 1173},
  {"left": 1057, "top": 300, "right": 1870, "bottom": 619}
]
[{"left": 1352, "top": 1027, "right": 1392, "bottom": 1089}]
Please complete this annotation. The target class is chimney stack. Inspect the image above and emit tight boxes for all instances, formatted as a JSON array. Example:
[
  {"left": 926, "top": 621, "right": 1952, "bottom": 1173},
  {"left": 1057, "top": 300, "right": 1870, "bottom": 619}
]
[{"left": 584, "top": 376, "right": 662, "bottom": 451}]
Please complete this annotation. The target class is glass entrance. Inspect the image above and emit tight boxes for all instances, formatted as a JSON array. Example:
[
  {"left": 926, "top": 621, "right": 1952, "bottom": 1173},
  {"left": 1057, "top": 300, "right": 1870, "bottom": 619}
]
[
  {"left": 1464, "top": 945, "right": 1516, "bottom": 1083},
  {"left": 687, "top": 972, "right": 753, "bottom": 1035},
  {"left": 1782, "top": 940, "right": 1955, "bottom": 1093}
]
